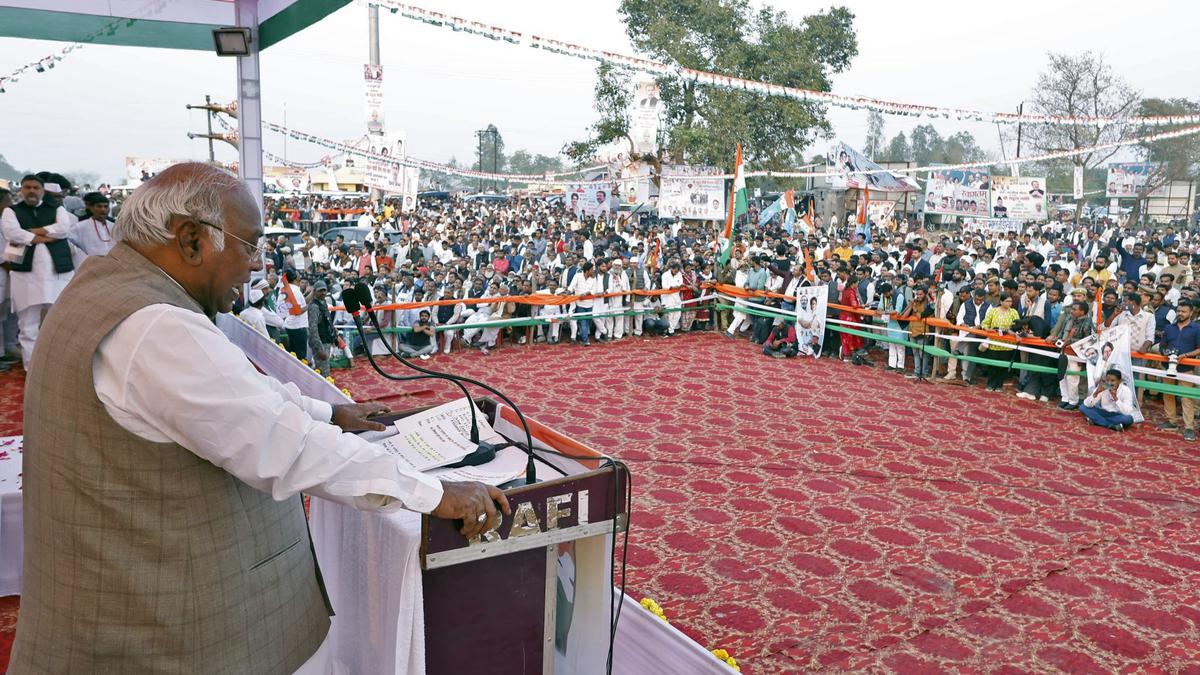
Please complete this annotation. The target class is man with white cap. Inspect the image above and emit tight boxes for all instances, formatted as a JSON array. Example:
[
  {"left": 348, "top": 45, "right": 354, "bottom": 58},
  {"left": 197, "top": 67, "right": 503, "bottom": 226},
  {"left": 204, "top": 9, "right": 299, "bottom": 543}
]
[
  {"left": 0, "top": 174, "right": 76, "bottom": 366},
  {"left": 603, "top": 256, "right": 630, "bottom": 340}
]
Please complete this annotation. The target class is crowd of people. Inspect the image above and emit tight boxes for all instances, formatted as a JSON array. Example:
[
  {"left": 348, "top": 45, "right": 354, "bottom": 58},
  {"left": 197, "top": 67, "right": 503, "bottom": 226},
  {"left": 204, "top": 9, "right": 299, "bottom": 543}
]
[{"left": 3, "top": 170, "right": 1199, "bottom": 440}]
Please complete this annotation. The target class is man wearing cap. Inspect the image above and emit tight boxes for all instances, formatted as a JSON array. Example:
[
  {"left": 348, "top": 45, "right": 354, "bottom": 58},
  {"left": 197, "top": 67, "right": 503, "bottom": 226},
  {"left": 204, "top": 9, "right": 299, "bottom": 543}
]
[
  {"left": 0, "top": 174, "right": 77, "bottom": 366},
  {"left": 70, "top": 192, "right": 117, "bottom": 257},
  {"left": 307, "top": 280, "right": 336, "bottom": 376},
  {"left": 601, "top": 257, "right": 630, "bottom": 341}
]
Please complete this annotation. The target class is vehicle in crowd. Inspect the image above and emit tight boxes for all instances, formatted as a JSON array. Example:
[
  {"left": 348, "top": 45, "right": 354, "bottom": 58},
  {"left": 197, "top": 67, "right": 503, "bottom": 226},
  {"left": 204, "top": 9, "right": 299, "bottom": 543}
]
[
  {"left": 463, "top": 193, "right": 509, "bottom": 204},
  {"left": 319, "top": 225, "right": 399, "bottom": 245},
  {"left": 263, "top": 226, "right": 305, "bottom": 249}
]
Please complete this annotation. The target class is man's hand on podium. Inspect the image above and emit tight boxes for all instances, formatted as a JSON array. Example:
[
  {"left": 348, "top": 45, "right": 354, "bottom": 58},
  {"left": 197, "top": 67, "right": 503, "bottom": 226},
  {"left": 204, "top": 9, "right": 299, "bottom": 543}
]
[
  {"left": 434, "top": 481, "right": 512, "bottom": 538},
  {"left": 331, "top": 402, "right": 391, "bottom": 432}
]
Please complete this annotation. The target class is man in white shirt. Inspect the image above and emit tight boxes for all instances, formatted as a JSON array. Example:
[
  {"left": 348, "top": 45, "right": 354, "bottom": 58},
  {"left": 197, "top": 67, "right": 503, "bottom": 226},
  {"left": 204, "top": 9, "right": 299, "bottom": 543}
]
[
  {"left": 1080, "top": 369, "right": 1137, "bottom": 431},
  {"left": 660, "top": 260, "right": 684, "bottom": 335},
  {"left": 0, "top": 174, "right": 77, "bottom": 365},
  {"left": 275, "top": 268, "right": 310, "bottom": 360},
  {"left": 568, "top": 260, "right": 600, "bottom": 345},
  {"left": 69, "top": 192, "right": 117, "bottom": 257},
  {"left": 11, "top": 163, "right": 508, "bottom": 673}
]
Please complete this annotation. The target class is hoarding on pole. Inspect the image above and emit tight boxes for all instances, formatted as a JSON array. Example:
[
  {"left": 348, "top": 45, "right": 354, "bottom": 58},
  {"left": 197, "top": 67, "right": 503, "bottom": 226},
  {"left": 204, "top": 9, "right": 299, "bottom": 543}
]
[
  {"left": 1105, "top": 163, "right": 1166, "bottom": 198},
  {"left": 922, "top": 168, "right": 990, "bottom": 218}
]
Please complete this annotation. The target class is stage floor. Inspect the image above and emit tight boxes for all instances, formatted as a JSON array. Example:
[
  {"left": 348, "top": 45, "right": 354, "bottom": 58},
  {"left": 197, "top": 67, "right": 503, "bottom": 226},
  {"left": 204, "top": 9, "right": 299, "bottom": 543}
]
[{"left": 3, "top": 331, "right": 1200, "bottom": 672}]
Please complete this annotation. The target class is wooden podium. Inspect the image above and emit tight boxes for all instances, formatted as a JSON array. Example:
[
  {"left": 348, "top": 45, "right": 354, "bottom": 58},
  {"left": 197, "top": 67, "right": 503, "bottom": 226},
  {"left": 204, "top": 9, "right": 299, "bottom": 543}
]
[{"left": 384, "top": 399, "right": 630, "bottom": 675}]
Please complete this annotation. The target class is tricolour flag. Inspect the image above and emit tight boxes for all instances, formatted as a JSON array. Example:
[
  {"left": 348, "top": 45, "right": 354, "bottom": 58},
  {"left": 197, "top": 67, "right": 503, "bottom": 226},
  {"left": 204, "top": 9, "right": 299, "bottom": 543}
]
[{"left": 719, "top": 143, "right": 747, "bottom": 266}]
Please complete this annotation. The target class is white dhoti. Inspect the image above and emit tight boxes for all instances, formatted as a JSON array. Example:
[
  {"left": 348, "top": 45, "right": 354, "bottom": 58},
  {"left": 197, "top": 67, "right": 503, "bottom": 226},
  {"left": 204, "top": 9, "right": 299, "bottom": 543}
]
[{"left": 9, "top": 247, "right": 74, "bottom": 364}]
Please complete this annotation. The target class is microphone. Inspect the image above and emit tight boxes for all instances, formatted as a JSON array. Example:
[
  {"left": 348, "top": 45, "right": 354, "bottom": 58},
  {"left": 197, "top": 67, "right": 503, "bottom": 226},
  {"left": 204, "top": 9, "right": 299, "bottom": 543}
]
[
  {"left": 354, "top": 282, "right": 540, "bottom": 485},
  {"left": 342, "top": 286, "right": 496, "bottom": 467}
]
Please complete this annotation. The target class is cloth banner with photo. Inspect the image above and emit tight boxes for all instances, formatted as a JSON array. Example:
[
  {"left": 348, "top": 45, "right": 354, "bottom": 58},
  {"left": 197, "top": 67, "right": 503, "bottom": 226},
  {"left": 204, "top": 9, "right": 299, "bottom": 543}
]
[
  {"left": 265, "top": 169, "right": 310, "bottom": 193},
  {"left": 1069, "top": 323, "right": 1144, "bottom": 424},
  {"left": 825, "top": 141, "right": 908, "bottom": 191},
  {"left": 989, "top": 175, "right": 1048, "bottom": 221},
  {"left": 629, "top": 76, "right": 662, "bottom": 156},
  {"left": 965, "top": 218, "right": 1023, "bottom": 235},
  {"left": 658, "top": 165, "right": 725, "bottom": 220},
  {"left": 793, "top": 285, "right": 828, "bottom": 357},
  {"left": 363, "top": 63, "right": 385, "bottom": 135},
  {"left": 364, "top": 132, "right": 408, "bottom": 195},
  {"left": 923, "top": 168, "right": 990, "bottom": 217},
  {"left": 1105, "top": 162, "right": 1166, "bottom": 198},
  {"left": 566, "top": 182, "right": 613, "bottom": 218},
  {"left": 125, "top": 157, "right": 182, "bottom": 183}
]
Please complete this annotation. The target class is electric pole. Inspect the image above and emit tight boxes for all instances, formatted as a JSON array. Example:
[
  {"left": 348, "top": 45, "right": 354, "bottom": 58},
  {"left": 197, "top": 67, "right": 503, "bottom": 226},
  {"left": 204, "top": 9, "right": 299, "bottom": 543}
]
[
  {"left": 187, "top": 96, "right": 239, "bottom": 161},
  {"left": 1015, "top": 102, "right": 1024, "bottom": 160},
  {"left": 368, "top": 4, "right": 382, "bottom": 202}
]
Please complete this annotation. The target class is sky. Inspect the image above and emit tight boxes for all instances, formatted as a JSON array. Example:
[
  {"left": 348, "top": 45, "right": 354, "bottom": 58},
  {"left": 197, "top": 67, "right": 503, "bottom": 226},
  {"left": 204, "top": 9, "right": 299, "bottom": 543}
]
[{"left": 0, "top": 0, "right": 1197, "bottom": 184}]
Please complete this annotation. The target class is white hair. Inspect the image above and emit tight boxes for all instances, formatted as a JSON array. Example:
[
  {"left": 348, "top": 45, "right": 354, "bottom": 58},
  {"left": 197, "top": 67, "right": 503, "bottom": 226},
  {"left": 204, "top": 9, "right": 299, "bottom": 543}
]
[{"left": 114, "top": 162, "right": 246, "bottom": 251}]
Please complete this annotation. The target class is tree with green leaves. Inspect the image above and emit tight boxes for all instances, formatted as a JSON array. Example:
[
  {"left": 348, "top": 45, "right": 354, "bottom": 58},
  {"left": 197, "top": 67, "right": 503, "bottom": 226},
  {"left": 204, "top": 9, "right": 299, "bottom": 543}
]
[
  {"left": 863, "top": 111, "right": 885, "bottom": 159},
  {"left": 567, "top": 0, "right": 858, "bottom": 173},
  {"left": 882, "top": 131, "right": 910, "bottom": 162},
  {"left": 474, "top": 123, "right": 506, "bottom": 190}
]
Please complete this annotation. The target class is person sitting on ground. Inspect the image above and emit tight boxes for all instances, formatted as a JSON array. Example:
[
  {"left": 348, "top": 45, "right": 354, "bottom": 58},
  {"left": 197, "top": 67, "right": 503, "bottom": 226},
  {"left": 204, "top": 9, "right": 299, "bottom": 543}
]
[
  {"left": 1080, "top": 368, "right": 1136, "bottom": 432},
  {"left": 762, "top": 321, "right": 798, "bottom": 358},
  {"left": 399, "top": 309, "right": 436, "bottom": 360}
]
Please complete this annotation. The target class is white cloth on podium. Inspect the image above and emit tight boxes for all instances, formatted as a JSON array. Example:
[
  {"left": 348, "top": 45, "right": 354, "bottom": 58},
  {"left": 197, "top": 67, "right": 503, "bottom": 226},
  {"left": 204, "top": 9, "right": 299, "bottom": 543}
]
[
  {"left": 0, "top": 435, "right": 23, "bottom": 597},
  {"left": 311, "top": 497, "right": 427, "bottom": 675}
]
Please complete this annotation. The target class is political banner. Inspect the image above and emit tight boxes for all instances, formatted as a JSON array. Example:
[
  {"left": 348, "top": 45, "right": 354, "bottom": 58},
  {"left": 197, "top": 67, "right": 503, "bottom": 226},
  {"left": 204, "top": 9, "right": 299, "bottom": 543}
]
[
  {"left": 964, "top": 218, "right": 1023, "bottom": 235},
  {"left": 618, "top": 160, "right": 656, "bottom": 206},
  {"left": 793, "top": 285, "right": 827, "bottom": 357},
  {"left": 1073, "top": 166, "right": 1084, "bottom": 200},
  {"left": 125, "top": 157, "right": 182, "bottom": 183},
  {"left": 566, "top": 182, "right": 614, "bottom": 219},
  {"left": 363, "top": 63, "right": 385, "bottom": 135},
  {"left": 1069, "top": 323, "right": 1143, "bottom": 424},
  {"left": 825, "top": 141, "right": 908, "bottom": 191},
  {"left": 923, "top": 168, "right": 990, "bottom": 217},
  {"left": 400, "top": 166, "right": 420, "bottom": 212},
  {"left": 364, "top": 132, "right": 407, "bottom": 194},
  {"left": 1105, "top": 163, "right": 1166, "bottom": 198},
  {"left": 867, "top": 200, "right": 896, "bottom": 224},
  {"left": 659, "top": 165, "right": 725, "bottom": 220},
  {"left": 629, "top": 76, "right": 661, "bottom": 156},
  {"left": 989, "top": 175, "right": 1048, "bottom": 221},
  {"left": 264, "top": 168, "right": 310, "bottom": 193}
]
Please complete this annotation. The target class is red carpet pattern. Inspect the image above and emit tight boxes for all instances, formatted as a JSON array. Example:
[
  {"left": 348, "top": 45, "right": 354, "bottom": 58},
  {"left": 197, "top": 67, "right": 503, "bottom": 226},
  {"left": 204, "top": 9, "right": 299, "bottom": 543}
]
[
  {"left": 339, "top": 332, "right": 1200, "bottom": 672},
  {"left": 2, "top": 332, "right": 1199, "bottom": 672}
]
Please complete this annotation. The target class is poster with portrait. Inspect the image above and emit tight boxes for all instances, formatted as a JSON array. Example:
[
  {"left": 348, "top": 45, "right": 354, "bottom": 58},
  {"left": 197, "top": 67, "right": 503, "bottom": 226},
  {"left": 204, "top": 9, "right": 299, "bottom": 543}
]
[
  {"left": 565, "top": 183, "right": 613, "bottom": 219},
  {"left": 364, "top": 131, "right": 407, "bottom": 194},
  {"left": 1105, "top": 163, "right": 1166, "bottom": 198},
  {"left": 264, "top": 169, "right": 310, "bottom": 193},
  {"left": 629, "top": 76, "right": 662, "bottom": 156},
  {"left": 989, "top": 175, "right": 1048, "bottom": 221},
  {"left": 363, "top": 63, "right": 385, "bottom": 135},
  {"left": 793, "top": 285, "right": 828, "bottom": 358},
  {"left": 659, "top": 165, "right": 725, "bottom": 220},
  {"left": 125, "top": 157, "right": 182, "bottom": 184},
  {"left": 923, "top": 168, "right": 990, "bottom": 217},
  {"left": 1069, "top": 323, "right": 1143, "bottom": 423},
  {"left": 825, "top": 141, "right": 908, "bottom": 191},
  {"left": 964, "top": 218, "right": 1023, "bottom": 235},
  {"left": 400, "top": 166, "right": 420, "bottom": 212}
]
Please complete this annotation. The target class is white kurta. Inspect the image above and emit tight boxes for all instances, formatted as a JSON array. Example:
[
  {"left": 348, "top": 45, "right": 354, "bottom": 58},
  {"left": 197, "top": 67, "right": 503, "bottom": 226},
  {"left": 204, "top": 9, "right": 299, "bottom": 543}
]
[
  {"left": 660, "top": 270, "right": 683, "bottom": 308},
  {"left": 0, "top": 202, "right": 76, "bottom": 309},
  {"left": 70, "top": 216, "right": 117, "bottom": 257}
]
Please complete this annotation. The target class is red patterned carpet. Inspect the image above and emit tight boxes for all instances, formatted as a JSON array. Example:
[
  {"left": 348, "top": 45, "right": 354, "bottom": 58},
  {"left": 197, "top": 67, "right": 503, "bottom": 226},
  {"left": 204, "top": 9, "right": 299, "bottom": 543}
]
[{"left": 2, "top": 332, "right": 1200, "bottom": 672}]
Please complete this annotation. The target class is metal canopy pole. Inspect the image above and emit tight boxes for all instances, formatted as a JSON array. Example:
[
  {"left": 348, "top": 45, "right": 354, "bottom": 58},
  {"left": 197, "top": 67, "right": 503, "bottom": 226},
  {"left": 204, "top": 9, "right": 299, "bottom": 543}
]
[{"left": 235, "top": 0, "right": 263, "bottom": 218}]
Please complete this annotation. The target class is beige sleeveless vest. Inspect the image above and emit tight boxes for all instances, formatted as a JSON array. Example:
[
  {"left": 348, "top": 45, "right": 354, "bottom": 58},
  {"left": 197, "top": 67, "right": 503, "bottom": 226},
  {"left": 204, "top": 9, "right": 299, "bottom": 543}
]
[{"left": 11, "top": 242, "right": 330, "bottom": 674}]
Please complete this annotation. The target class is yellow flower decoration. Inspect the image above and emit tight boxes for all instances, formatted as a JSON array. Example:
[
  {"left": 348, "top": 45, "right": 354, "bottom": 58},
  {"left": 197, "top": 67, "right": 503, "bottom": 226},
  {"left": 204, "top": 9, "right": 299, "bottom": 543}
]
[
  {"left": 639, "top": 597, "right": 668, "bottom": 622},
  {"left": 290, "top": 351, "right": 298, "bottom": 358},
  {"left": 325, "top": 376, "right": 336, "bottom": 384},
  {"left": 710, "top": 649, "right": 739, "bottom": 671},
  {"left": 301, "top": 359, "right": 309, "bottom": 365}
]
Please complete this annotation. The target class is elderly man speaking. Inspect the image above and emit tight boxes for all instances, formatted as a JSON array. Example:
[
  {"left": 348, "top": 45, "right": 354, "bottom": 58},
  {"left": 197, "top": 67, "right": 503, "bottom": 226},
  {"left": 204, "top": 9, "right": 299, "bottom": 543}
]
[{"left": 10, "top": 163, "right": 509, "bottom": 674}]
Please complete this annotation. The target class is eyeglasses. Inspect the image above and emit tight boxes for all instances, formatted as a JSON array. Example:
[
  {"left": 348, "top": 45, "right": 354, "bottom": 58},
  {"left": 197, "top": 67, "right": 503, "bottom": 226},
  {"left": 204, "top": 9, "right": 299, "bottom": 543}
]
[{"left": 198, "top": 220, "right": 266, "bottom": 259}]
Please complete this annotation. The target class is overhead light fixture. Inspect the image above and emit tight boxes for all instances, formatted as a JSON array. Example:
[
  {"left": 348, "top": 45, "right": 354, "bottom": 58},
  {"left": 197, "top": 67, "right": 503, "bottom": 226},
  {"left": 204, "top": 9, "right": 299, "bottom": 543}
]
[{"left": 211, "top": 27, "right": 251, "bottom": 56}]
